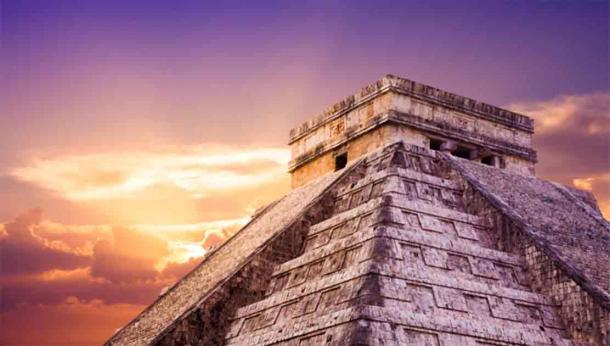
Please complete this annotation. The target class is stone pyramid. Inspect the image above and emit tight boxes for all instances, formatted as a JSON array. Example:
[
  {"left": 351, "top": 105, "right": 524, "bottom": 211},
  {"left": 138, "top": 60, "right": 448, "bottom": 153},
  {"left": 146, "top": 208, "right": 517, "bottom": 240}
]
[{"left": 107, "top": 75, "right": 609, "bottom": 346}]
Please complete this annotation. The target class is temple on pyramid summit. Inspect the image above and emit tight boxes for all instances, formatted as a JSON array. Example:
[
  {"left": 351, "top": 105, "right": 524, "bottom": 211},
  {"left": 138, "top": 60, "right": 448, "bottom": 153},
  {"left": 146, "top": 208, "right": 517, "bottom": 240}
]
[{"left": 106, "top": 75, "right": 610, "bottom": 346}]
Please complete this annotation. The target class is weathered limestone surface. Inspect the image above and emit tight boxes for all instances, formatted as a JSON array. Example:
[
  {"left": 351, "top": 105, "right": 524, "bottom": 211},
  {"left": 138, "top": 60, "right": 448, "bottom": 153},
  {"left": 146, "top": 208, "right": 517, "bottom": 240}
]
[
  {"left": 107, "top": 75, "right": 609, "bottom": 346},
  {"left": 289, "top": 75, "right": 537, "bottom": 187},
  {"left": 446, "top": 155, "right": 610, "bottom": 344},
  {"left": 223, "top": 143, "right": 579, "bottom": 346},
  {"left": 446, "top": 155, "right": 610, "bottom": 298}
]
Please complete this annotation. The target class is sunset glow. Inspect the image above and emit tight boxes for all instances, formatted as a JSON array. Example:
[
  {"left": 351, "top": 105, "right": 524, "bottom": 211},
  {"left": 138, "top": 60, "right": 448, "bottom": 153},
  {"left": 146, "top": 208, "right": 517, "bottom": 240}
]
[{"left": 11, "top": 146, "right": 290, "bottom": 200}]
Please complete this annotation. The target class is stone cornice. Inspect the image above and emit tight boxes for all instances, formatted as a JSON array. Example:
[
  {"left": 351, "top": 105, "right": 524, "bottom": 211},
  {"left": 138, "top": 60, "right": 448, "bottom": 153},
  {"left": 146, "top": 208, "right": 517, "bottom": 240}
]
[
  {"left": 288, "top": 74, "right": 534, "bottom": 144},
  {"left": 288, "top": 111, "right": 536, "bottom": 172}
]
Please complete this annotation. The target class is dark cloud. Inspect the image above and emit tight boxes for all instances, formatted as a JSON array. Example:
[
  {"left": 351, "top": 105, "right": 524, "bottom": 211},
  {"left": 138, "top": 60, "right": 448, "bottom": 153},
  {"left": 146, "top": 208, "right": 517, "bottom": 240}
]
[
  {"left": 0, "top": 272, "right": 163, "bottom": 311},
  {"left": 90, "top": 241, "right": 159, "bottom": 284},
  {"left": 535, "top": 132, "right": 608, "bottom": 178},
  {"left": 0, "top": 209, "right": 91, "bottom": 275},
  {"left": 0, "top": 212, "right": 210, "bottom": 311},
  {"left": 509, "top": 92, "right": 610, "bottom": 179}
]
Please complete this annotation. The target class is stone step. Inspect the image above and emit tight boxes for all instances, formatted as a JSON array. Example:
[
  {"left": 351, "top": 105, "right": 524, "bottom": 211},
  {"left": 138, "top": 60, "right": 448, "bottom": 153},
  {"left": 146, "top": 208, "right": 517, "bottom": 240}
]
[
  {"left": 363, "top": 320, "right": 552, "bottom": 346},
  {"left": 396, "top": 167, "right": 462, "bottom": 190},
  {"left": 275, "top": 226, "right": 526, "bottom": 285},
  {"left": 306, "top": 197, "right": 493, "bottom": 257},
  {"left": 310, "top": 195, "right": 486, "bottom": 238},
  {"left": 237, "top": 260, "right": 557, "bottom": 323},
  {"left": 232, "top": 271, "right": 366, "bottom": 322},
  {"left": 380, "top": 226, "right": 522, "bottom": 266},
  {"left": 226, "top": 307, "right": 360, "bottom": 345},
  {"left": 377, "top": 276, "right": 564, "bottom": 330},
  {"left": 376, "top": 257, "right": 531, "bottom": 301},
  {"left": 226, "top": 304, "right": 570, "bottom": 346},
  {"left": 388, "top": 172, "right": 466, "bottom": 212},
  {"left": 362, "top": 306, "right": 570, "bottom": 346},
  {"left": 391, "top": 195, "right": 485, "bottom": 225},
  {"left": 333, "top": 168, "right": 465, "bottom": 215},
  {"left": 308, "top": 197, "right": 384, "bottom": 237},
  {"left": 335, "top": 167, "right": 462, "bottom": 198}
]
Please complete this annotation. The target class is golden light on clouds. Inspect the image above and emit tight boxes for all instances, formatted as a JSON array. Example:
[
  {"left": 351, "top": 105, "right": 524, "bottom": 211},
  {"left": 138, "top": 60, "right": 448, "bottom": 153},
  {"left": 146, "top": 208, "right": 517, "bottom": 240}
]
[
  {"left": 509, "top": 92, "right": 610, "bottom": 134},
  {"left": 4, "top": 144, "right": 276, "bottom": 289},
  {"left": 573, "top": 177, "right": 595, "bottom": 191},
  {"left": 133, "top": 217, "right": 249, "bottom": 268},
  {"left": 11, "top": 145, "right": 290, "bottom": 201},
  {"left": 38, "top": 267, "right": 93, "bottom": 283},
  {"left": 573, "top": 175, "right": 610, "bottom": 218}
]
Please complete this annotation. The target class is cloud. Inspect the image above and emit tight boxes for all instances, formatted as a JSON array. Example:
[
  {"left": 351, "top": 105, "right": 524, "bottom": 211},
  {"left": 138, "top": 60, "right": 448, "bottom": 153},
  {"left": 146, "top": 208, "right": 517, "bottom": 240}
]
[
  {"left": 0, "top": 209, "right": 91, "bottom": 275},
  {"left": 34, "top": 221, "right": 112, "bottom": 256},
  {"left": 160, "top": 257, "right": 202, "bottom": 282},
  {"left": 0, "top": 267, "right": 164, "bottom": 311},
  {"left": 508, "top": 92, "right": 609, "bottom": 177},
  {"left": 512, "top": 92, "right": 610, "bottom": 136},
  {"left": 90, "top": 227, "right": 170, "bottom": 283},
  {"left": 573, "top": 174, "right": 610, "bottom": 218},
  {"left": 10, "top": 145, "right": 290, "bottom": 201},
  {"left": 130, "top": 217, "right": 248, "bottom": 266},
  {"left": 133, "top": 217, "right": 247, "bottom": 242},
  {"left": 508, "top": 91, "right": 610, "bottom": 219},
  {"left": 0, "top": 209, "right": 243, "bottom": 312}
]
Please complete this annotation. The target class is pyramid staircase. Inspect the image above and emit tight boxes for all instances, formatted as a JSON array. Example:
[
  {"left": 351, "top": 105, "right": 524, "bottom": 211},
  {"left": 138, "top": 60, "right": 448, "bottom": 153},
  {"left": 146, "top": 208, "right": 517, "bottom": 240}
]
[
  {"left": 108, "top": 74, "right": 609, "bottom": 346},
  {"left": 223, "top": 143, "right": 573, "bottom": 346}
]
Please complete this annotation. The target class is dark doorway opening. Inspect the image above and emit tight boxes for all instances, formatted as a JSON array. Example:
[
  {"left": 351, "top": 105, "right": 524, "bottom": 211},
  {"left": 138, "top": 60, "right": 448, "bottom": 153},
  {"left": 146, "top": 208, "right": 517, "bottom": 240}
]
[
  {"left": 451, "top": 146, "right": 472, "bottom": 159},
  {"left": 429, "top": 138, "right": 443, "bottom": 151},
  {"left": 481, "top": 155, "right": 494, "bottom": 166},
  {"left": 335, "top": 153, "right": 348, "bottom": 171}
]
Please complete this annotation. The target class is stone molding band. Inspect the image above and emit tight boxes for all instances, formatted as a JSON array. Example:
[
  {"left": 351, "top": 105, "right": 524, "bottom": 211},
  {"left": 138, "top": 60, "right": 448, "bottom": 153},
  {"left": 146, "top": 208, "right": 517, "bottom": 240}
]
[
  {"left": 288, "top": 111, "right": 536, "bottom": 172},
  {"left": 289, "top": 75, "right": 533, "bottom": 144}
]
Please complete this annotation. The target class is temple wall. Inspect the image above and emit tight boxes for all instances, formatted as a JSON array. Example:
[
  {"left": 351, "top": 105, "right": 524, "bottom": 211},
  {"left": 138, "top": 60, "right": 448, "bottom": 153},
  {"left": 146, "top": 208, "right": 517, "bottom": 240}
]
[
  {"left": 289, "top": 86, "right": 536, "bottom": 188},
  {"left": 290, "top": 124, "right": 428, "bottom": 188},
  {"left": 390, "top": 92, "right": 532, "bottom": 148},
  {"left": 524, "top": 241, "right": 610, "bottom": 345}
]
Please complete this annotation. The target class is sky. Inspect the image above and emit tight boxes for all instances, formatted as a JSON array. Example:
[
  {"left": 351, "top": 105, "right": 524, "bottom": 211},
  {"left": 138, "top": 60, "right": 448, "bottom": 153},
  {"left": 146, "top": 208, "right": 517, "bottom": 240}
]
[{"left": 0, "top": 0, "right": 608, "bottom": 344}]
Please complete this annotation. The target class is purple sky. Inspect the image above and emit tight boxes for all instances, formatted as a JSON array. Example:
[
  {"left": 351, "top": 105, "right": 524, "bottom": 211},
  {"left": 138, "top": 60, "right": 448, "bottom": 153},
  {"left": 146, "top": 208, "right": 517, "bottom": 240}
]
[{"left": 2, "top": 1, "right": 607, "bottom": 155}]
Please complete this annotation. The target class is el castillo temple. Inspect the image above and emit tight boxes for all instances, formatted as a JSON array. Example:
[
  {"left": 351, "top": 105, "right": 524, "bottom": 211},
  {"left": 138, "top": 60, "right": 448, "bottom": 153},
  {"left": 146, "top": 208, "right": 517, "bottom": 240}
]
[{"left": 106, "top": 75, "right": 610, "bottom": 346}]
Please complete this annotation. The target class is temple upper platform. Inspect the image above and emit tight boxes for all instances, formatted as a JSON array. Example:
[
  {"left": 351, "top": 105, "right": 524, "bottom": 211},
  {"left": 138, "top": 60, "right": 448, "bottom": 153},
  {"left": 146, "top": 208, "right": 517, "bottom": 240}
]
[{"left": 289, "top": 74, "right": 536, "bottom": 187}]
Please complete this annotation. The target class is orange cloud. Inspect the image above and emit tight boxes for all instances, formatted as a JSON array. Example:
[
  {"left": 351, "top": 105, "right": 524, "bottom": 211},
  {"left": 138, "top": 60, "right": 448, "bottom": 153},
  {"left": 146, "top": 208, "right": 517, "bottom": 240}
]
[
  {"left": 509, "top": 92, "right": 610, "bottom": 135},
  {"left": 0, "top": 209, "right": 91, "bottom": 276},
  {"left": 573, "top": 174, "right": 610, "bottom": 219},
  {"left": 90, "top": 227, "right": 171, "bottom": 283},
  {"left": 133, "top": 217, "right": 248, "bottom": 264},
  {"left": 0, "top": 209, "right": 241, "bottom": 313}
]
